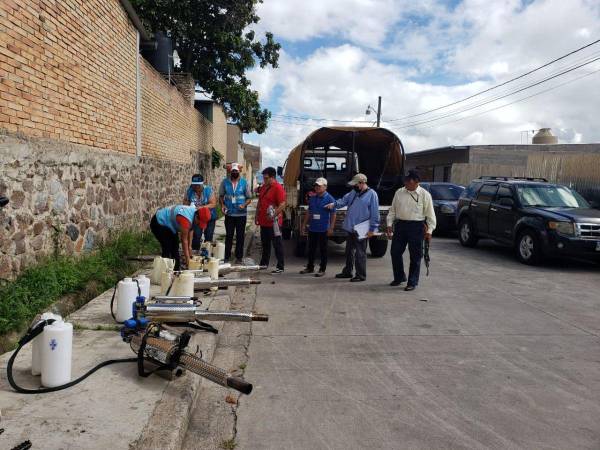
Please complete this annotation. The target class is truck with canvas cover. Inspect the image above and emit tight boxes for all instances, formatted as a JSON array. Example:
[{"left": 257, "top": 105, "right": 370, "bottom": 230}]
[{"left": 281, "top": 127, "right": 405, "bottom": 257}]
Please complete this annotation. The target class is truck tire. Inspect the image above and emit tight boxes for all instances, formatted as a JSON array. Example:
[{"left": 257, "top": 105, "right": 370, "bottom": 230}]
[
  {"left": 515, "top": 229, "right": 542, "bottom": 265},
  {"left": 458, "top": 217, "right": 478, "bottom": 247},
  {"left": 369, "top": 238, "right": 388, "bottom": 257},
  {"left": 294, "top": 237, "right": 306, "bottom": 257}
]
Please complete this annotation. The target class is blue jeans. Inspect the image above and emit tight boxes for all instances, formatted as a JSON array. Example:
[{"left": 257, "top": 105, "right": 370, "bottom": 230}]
[
  {"left": 391, "top": 220, "right": 424, "bottom": 286},
  {"left": 192, "top": 218, "right": 216, "bottom": 250}
]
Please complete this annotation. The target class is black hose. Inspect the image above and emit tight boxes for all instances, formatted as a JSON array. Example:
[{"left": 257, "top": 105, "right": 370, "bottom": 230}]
[{"left": 7, "top": 320, "right": 137, "bottom": 394}]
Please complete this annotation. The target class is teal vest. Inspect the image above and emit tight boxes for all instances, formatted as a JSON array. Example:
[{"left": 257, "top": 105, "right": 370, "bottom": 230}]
[
  {"left": 156, "top": 205, "right": 197, "bottom": 234},
  {"left": 223, "top": 178, "right": 248, "bottom": 216}
]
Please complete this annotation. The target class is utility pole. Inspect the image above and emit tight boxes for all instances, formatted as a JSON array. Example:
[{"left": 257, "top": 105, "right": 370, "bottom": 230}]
[{"left": 377, "top": 96, "right": 381, "bottom": 127}]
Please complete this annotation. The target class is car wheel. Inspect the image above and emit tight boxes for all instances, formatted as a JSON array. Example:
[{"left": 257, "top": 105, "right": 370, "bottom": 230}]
[
  {"left": 458, "top": 218, "right": 478, "bottom": 247},
  {"left": 369, "top": 238, "right": 388, "bottom": 257},
  {"left": 516, "top": 230, "right": 542, "bottom": 265}
]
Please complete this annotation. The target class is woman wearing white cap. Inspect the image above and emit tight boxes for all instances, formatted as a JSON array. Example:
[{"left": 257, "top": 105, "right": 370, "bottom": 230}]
[{"left": 219, "top": 163, "right": 252, "bottom": 263}]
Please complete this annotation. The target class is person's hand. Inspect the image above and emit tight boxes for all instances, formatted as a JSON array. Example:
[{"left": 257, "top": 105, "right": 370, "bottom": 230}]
[
  {"left": 386, "top": 226, "right": 393, "bottom": 239},
  {"left": 425, "top": 233, "right": 432, "bottom": 242},
  {"left": 238, "top": 203, "right": 246, "bottom": 209},
  {"left": 324, "top": 203, "right": 335, "bottom": 210},
  {"left": 327, "top": 228, "right": 333, "bottom": 236},
  {"left": 367, "top": 231, "right": 374, "bottom": 238}
]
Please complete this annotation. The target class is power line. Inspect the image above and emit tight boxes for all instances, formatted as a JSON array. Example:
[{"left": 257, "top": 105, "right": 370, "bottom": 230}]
[
  {"left": 270, "top": 114, "right": 371, "bottom": 123},
  {"left": 382, "top": 56, "right": 600, "bottom": 130},
  {"left": 386, "top": 65, "right": 600, "bottom": 132},
  {"left": 386, "top": 38, "right": 600, "bottom": 122}
]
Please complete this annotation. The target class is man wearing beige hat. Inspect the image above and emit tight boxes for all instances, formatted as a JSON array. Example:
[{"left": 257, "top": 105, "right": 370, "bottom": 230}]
[
  {"left": 325, "top": 173, "right": 380, "bottom": 282},
  {"left": 300, "top": 177, "right": 337, "bottom": 277}
]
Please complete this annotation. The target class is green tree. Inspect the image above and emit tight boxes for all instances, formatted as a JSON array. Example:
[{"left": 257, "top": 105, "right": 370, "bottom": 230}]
[{"left": 131, "top": 0, "right": 280, "bottom": 133}]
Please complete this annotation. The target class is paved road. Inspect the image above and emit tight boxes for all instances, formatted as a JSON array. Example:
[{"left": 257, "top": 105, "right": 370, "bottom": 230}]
[{"left": 236, "top": 236, "right": 600, "bottom": 450}]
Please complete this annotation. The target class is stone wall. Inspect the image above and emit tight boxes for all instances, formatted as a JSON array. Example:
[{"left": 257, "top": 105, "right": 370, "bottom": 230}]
[{"left": 0, "top": 132, "right": 195, "bottom": 280}]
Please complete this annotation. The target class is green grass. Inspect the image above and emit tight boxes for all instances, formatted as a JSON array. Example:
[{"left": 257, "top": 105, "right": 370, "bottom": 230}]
[
  {"left": 220, "top": 439, "right": 237, "bottom": 450},
  {"left": 0, "top": 230, "right": 159, "bottom": 336}
]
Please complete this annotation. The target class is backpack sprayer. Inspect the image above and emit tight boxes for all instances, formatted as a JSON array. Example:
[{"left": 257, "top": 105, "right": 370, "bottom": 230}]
[{"left": 8, "top": 261, "right": 268, "bottom": 396}]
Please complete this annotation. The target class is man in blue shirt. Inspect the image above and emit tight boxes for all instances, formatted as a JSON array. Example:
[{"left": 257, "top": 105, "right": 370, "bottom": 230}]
[
  {"left": 326, "top": 173, "right": 380, "bottom": 282},
  {"left": 299, "top": 177, "right": 337, "bottom": 277}
]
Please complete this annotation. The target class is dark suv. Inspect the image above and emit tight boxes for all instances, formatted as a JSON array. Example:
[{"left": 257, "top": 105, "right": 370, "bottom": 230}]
[{"left": 456, "top": 177, "right": 600, "bottom": 264}]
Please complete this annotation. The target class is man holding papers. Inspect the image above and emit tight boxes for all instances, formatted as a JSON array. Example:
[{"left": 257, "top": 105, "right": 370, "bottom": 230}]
[
  {"left": 325, "top": 173, "right": 379, "bottom": 282},
  {"left": 386, "top": 170, "right": 436, "bottom": 291}
]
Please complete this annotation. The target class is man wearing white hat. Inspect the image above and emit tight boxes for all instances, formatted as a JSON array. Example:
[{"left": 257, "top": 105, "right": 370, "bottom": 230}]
[
  {"left": 325, "top": 173, "right": 380, "bottom": 282},
  {"left": 300, "top": 177, "right": 337, "bottom": 277},
  {"left": 219, "top": 162, "right": 252, "bottom": 263}
]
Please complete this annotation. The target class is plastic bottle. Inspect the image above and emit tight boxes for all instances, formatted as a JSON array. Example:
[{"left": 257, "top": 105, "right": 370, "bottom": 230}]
[
  {"left": 151, "top": 257, "right": 175, "bottom": 285},
  {"left": 135, "top": 274, "right": 150, "bottom": 301},
  {"left": 215, "top": 242, "right": 225, "bottom": 261},
  {"left": 172, "top": 271, "right": 195, "bottom": 297},
  {"left": 160, "top": 271, "right": 173, "bottom": 295},
  {"left": 41, "top": 318, "right": 73, "bottom": 388},
  {"left": 116, "top": 278, "right": 138, "bottom": 322},
  {"left": 207, "top": 258, "right": 219, "bottom": 280},
  {"left": 31, "top": 312, "right": 62, "bottom": 376}
]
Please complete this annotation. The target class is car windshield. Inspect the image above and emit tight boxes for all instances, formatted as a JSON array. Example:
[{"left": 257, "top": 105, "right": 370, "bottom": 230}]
[
  {"left": 517, "top": 185, "right": 590, "bottom": 208},
  {"left": 428, "top": 185, "right": 464, "bottom": 200}
]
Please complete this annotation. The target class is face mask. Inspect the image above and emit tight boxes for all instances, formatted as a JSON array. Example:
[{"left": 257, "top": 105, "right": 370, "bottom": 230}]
[
  {"left": 231, "top": 172, "right": 239, "bottom": 180},
  {"left": 353, "top": 186, "right": 361, "bottom": 192}
]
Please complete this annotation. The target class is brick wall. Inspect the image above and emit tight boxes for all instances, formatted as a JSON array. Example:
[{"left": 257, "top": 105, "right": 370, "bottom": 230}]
[
  {"left": 0, "top": 0, "right": 137, "bottom": 152},
  {"left": 0, "top": 0, "right": 221, "bottom": 279},
  {"left": 212, "top": 104, "right": 227, "bottom": 159},
  {"left": 140, "top": 59, "right": 211, "bottom": 163}
]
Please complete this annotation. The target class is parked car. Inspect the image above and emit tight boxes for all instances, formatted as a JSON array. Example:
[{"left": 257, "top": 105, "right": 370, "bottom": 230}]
[
  {"left": 456, "top": 176, "right": 600, "bottom": 264},
  {"left": 420, "top": 182, "right": 464, "bottom": 233}
]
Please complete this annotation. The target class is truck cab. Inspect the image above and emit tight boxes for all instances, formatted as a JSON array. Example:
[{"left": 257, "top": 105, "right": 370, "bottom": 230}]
[{"left": 281, "top": 127, "right": 405, "bottom": 257}]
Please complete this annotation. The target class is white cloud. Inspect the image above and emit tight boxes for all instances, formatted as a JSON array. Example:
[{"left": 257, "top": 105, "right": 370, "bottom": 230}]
[{"left": 245, "top": 0, "right": 600, "bottom": 168}]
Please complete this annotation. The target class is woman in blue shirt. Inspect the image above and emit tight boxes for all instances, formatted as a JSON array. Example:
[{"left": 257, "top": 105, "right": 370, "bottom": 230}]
[
  {"left": 184, "top": 174, "right": 217, "bottom": 251},
  {"left": 299, "top": 177, "right": 337, "bottom": 277}
]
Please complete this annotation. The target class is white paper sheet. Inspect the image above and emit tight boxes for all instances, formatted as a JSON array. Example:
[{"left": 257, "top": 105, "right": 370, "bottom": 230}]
[{"left": 353, "top": 220, "right": 371, "bottom": 239}]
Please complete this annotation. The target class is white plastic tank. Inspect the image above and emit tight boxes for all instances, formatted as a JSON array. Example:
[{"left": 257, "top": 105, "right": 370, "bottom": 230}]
[
  {"left": 32, "top": 312, "right": 62, "bottom": 376},
  {"left": 135, "top": 274, "right": 150, "bottom": 301},
  {"left": 172, "top": 271, "right": 195, "bottom": 297},
  {"left": 215, "top": 242, "right": 225, "bottom": 261},
  {"left": 41, "top": 318, "right": 73, "bottom": 388},
  {"left": 116, "top": 278, "right": 138, "bottom": 322},
  {"left": 160, "top": 271, "right": 173, "bottom": 295},
  {"left": 207, "top": 258, "right": 219, "bottom": 280},
  {"left": 151, "top": 257, "right": 175, "bottom": 285}
]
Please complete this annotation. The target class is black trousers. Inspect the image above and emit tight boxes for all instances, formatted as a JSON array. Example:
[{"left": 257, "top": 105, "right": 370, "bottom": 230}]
[
  {"left": 342, "top": 232, "right": 368, "bottom": 279},
  {"left": 260, "top": 226, "right": 284, "bottom": 270},
  {"left": 390, "top": 220, "right": 425, "bottom": 286},
  {"left": 224, "top": 215, "right": 247, "bottom": 260},
  {"left": 306, "top": 231, "right": 328, "bottom": 271},
  {"left": 150, "top": 215, "right": 181, "bottom": 270}
]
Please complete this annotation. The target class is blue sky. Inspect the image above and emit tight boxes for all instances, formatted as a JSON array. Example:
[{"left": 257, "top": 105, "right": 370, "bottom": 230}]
[{"left": 245, "top": 0, "right": 600, "bottom": 168}]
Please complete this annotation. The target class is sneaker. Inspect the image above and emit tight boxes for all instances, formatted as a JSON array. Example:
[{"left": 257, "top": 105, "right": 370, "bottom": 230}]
[
  {"left": 389, "top": 279, "right": 406, "bottom": 286},
  {"left": 314, "top": 270, "right": 325, "bottom": 277},
  {"left": 335, "top": 272, "right": 353, "bottom": 279},
  {"left": 404, "top": 285, "right": 416, "bottom": 291},
  {"left": 271, "top": 268, "right": 284, "bottom": 274},
  {"left": 299, "top": 267, "right": 314, "bottom": 274}
]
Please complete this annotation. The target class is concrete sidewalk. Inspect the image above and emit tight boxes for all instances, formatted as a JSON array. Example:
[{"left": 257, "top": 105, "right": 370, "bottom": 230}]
[{"left": 0, "top": 213, "right": 258, "bottom": 450}]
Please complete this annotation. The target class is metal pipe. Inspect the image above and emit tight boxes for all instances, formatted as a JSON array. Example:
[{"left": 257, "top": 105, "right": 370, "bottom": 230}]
[
  {"left": 195, "top": 311, "right": 268, "bottom": 322},
  {"left": 130, "top": 335, "right": 252, "bottom": 394},
  {"left": 194, "top": 278, "right": 260, "bottom": 290}
]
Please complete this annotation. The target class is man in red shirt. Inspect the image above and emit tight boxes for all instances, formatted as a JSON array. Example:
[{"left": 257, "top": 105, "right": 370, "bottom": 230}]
[{"left": 256, "top": 167, "right": 286, "bottom": 273}]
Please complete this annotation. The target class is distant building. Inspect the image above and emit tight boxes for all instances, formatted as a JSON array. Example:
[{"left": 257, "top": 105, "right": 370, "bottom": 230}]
[
  {"left": 405, "top": 143, "right": 600, "bottom": 183},
  {"left": 242, "top": 143, "right": 261, "bottom": 190},
  {"left": 226, "top": 123, "right": 244, "bottom": 165}
]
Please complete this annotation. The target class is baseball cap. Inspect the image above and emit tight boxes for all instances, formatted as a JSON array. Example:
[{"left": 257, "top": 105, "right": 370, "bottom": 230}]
[
  {"left": 348, "top": 173, "right": 367, "bottom": 186},
  {"left": 191, "top": 174, "right": 204, "bottom": 185},
  {"left": 196, "top": 207, "right": 212, "bottom": 230},
  {"left": 314, "top": 177, "right": 328, "bottom": 186},
  {"left": 230, "top": 163, "right": 240, "bottom": 172}
]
